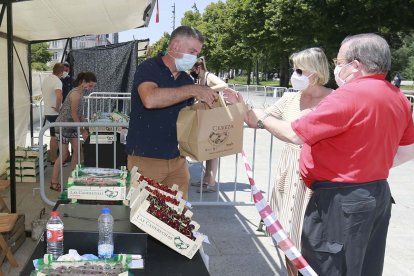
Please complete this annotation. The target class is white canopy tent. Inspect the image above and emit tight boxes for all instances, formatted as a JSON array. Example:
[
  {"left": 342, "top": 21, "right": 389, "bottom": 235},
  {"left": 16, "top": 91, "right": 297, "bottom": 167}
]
[{"left": 0, "top": 0, "right": 156, "bottom": 212}]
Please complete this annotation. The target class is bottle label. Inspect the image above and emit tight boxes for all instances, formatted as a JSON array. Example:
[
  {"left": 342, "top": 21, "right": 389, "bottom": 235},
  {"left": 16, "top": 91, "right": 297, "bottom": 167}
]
[{"left": 47, "top": 229, "right": 63, "bottom": 242}]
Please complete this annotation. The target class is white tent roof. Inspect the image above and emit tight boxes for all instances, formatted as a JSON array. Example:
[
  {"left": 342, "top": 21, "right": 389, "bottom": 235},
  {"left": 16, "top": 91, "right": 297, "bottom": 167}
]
[{"left": 0, "top": 0, "right": 155, "bottom": 41}]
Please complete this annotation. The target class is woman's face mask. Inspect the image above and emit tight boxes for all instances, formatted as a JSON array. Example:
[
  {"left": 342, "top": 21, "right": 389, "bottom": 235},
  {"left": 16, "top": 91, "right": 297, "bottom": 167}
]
[
  {"left": 174, "top": 52, "right": 197, "bottom": 71},
  {"left": 190, "top": 71, "right": 199, "bottom": 79},
  {"left": 290, "top": 69, "right": 313, "bottom": 91}
]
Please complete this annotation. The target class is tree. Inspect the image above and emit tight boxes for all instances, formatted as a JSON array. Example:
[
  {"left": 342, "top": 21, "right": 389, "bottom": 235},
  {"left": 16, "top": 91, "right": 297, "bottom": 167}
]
[
  {"left": 148, "top": 32, "right": 170, "bottom": 57},
  {"left": 31, "top": 42, "right": 52, "bottom": 66}
]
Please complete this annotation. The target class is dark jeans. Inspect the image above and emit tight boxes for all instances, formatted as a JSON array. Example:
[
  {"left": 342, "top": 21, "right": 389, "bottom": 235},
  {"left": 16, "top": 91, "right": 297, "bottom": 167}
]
[{"left": 300, "top": 180, "right": 391, "bottom": 276}]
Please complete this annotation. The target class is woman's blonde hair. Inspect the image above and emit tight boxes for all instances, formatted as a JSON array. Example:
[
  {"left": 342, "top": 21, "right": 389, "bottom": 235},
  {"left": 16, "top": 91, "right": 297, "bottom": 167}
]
[
  {"left": 193, "top": 56, "right": 207, "bottom": 71},
  {"left": 290, "top": 47, "right": 330, "bottom": 86}
]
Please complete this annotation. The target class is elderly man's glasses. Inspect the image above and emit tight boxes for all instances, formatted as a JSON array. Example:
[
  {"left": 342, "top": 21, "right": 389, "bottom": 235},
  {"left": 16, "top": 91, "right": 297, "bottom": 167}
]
[{"left": 333, "top": 58, "right": 349, "bottom": 66}]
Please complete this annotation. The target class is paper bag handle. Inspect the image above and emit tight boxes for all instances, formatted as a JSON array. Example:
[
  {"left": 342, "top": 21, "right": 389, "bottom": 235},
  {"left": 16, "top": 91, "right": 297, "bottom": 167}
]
[{"left": 217, "top": 94, "right": 234, "bottom": 121}]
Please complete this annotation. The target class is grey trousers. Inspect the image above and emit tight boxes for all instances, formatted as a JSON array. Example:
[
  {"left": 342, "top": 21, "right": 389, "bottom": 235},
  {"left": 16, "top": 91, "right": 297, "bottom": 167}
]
[{"left": 300, "top": 180, "right": 391, "bottom": 276}]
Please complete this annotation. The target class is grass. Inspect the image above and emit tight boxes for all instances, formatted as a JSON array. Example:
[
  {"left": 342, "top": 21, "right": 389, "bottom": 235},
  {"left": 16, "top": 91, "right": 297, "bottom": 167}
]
[{"left": 228, "top": 76, "right": 280, "bottom": 86}]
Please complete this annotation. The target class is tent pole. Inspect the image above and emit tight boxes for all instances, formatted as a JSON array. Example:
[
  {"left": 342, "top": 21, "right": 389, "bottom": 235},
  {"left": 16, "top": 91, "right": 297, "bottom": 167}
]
[
  {"left": 28, "top": 42, "right": 34, "bottom": 146},
  {"left": 7, "top": 1, "right": 17, "bottom": 213},
  {"left": 60, "top": 38, "right": 70, "bottom": 63},
  {"left": 0, "top": 5, "right": 5, "bottom": 27}
]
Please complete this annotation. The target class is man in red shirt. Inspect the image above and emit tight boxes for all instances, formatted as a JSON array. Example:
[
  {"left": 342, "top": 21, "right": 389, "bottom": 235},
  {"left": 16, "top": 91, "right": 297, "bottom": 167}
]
[{"left": 225, "top": 33, "right": 414, "bottom": 275}]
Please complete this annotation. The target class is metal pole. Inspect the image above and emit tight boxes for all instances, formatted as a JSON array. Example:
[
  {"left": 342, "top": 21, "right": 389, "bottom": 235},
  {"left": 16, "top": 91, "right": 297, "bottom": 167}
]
[
  {"left": 28, "top": 43, "right": 34, "bottom": 145},
  {"left": 6, "top": 2, "right": 17, "bottom": 213},
  {"left": 0, "top": 5, "right": 6, "bottom": 27},
  {"left": 60, "top": 38, "right": 69, "bottom": 63}
]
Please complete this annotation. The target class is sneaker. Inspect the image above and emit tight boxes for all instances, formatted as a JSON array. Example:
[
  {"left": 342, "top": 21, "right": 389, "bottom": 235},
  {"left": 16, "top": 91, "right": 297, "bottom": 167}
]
[{"left": 196, "top": 184, "right": 217, "bottom": 193}]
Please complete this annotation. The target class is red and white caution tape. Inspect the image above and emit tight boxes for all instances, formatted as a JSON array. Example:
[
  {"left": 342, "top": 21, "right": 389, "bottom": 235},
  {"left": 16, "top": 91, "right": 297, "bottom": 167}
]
[{"left": 241, "top": 150, "right": 317, "bottom": 276}]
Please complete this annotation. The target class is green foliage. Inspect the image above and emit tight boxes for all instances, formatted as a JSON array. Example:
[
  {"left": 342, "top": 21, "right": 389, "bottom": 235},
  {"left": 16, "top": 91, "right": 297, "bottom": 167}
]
[
  {"left": 148, "top": 32, "right": 170, "bottom": 57},
  {"left": 393, "top": 34, "right": 414, "bottom": 80},
  {"left": 31, "top": 43, "right": 52, "bottom": 64},
  {"left": 31, "top": 62, "right": 50, "bottom": 71},
  {"left": 148, "top": 0, "right": 414, "bottom": 86}
]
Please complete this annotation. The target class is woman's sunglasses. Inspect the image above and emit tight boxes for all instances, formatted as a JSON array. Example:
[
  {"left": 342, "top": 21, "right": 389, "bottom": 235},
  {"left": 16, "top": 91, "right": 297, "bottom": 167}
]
[{"left": 291, "top": 68, "right": 303, "bottom": 76}]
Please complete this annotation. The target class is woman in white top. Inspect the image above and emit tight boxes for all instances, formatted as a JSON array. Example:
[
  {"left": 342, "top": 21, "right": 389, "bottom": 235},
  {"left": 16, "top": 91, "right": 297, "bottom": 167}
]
[
  {"left": 190, "top": 57, "right": 228, "bottom": 192},
  {"left": 224, "top": 48, "right": 332, "bottom": 276}
]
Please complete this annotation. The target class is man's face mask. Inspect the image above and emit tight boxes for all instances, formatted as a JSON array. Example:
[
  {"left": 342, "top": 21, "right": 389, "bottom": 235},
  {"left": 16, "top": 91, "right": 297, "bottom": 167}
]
[
  {"left": 334, "top": 62, "right": 353, "bottom": 87},
  {"left": 174, "top": 52, "right": 197, "bottom": 72}
]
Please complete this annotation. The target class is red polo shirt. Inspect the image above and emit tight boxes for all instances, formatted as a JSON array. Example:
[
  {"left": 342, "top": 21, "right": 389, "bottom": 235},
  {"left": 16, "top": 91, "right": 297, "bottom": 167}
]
[{"left": 292, "top": 74, "right": 414, "bottom": 187}]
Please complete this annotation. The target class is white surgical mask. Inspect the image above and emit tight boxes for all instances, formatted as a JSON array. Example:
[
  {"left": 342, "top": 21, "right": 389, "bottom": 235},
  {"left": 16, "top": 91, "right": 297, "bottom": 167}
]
[
  {"left": 174, "top": 53, "right": 197, "bottom": 71},
  {"left": 290, "top": 71, "right": 313, "bottom": 91},
  {"left": 62, "top": 72, "right": 69, "bottom": 78},
  {"left": 334, "top": 62, "right": 354, "bottom": 87}
]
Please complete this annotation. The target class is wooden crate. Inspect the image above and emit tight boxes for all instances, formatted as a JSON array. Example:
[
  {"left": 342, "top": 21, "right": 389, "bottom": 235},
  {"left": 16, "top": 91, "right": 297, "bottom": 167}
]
[{"left": 3, "top": 214, "right": 25, "bottom": 253}]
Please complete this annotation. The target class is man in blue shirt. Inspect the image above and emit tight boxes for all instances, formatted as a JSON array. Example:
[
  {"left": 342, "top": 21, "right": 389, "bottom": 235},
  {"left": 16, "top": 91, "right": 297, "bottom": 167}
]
[{"left": 126, "top": 26, "right": 217, "bottom": 199}]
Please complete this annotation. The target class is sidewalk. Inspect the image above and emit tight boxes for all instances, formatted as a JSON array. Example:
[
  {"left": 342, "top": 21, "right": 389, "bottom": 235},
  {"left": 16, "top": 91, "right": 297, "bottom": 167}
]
[{"left": 2, "top": 92, "right": 414, "bottom": 275}]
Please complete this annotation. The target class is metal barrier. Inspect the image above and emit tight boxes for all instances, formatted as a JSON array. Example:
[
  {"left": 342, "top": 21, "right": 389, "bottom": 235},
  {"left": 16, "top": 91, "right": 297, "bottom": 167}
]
[
  {"left": 84, "top": 92, "right": 131, "bottom": 121},
  {"left": 37, "top": 122, "right": 278, "bottom": 207},
  {"left": 38, "top": 121, "right": 128, "bottom": 206}
]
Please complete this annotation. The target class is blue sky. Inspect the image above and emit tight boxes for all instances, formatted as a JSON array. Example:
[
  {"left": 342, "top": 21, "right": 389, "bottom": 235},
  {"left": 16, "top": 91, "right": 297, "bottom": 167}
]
[{"left": 118, "top": 0, "right": 219, "bottom": 44}]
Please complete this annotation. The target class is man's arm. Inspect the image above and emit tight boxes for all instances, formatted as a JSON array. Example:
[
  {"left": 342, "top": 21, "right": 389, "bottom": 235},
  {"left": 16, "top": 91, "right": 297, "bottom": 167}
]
[
  {"left": 246, "top": 108, "right": 304, "bottom": 144},
  {"left": 138, "top": 82, "right": 218, "bottom": 109},
  {"left": 393, "top": 144, "right": 414, "bottom": 167},
  {"left": 54, "top": 89, "right": 63, "bottom": 112}
]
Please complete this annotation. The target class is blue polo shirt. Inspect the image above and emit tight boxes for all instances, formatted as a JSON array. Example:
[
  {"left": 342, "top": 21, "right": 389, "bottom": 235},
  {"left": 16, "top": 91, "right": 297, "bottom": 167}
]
[{"left": 126, "top": 54, "right": 194, "bottom": 159}]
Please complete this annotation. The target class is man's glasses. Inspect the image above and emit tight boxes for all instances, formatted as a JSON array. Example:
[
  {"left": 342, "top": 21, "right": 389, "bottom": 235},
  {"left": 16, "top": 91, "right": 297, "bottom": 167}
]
[{"left": 332, "top": 58, "right": 349, "bottom": 66}]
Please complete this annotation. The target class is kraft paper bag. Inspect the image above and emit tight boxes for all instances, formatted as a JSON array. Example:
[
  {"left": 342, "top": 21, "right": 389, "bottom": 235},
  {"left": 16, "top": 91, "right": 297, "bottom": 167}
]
[{"left": 177, "top": 96, "right": 244, "bottom": 161}]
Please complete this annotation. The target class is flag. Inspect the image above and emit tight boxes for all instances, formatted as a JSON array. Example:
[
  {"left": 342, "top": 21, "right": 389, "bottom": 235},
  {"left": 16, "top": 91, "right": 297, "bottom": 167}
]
[{"left": 156, "top": 0, "right": 159, "bottom": 23}]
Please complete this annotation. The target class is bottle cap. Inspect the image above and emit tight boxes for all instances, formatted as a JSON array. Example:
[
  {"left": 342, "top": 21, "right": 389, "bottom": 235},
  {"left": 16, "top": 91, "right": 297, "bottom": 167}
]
[
  {"left": 102, "top": 208, "right": 110, "bottom": 214},
  {"left": 51, "top": 211, "right": 60, "bottom": 217}
]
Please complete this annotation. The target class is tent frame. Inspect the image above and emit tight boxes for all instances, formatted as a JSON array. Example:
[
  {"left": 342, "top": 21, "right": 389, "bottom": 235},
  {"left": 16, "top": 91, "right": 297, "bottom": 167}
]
[{"left": 0, "top": 0, "right": 154, "bottom": 212}]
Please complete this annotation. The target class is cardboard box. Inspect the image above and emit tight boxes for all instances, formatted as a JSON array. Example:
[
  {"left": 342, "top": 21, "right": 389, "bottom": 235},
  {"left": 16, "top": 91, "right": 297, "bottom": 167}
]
[
  {"left": 89, "top": 126, "right": 122, "bottom": 133},
  {"left": 130, "top": 197, "right": 204, "bottom": 259},
  {"left": 130, "top": 186, "right": 186, "bottom": 214},
  {"left": 89, "top": 134, "right": 117, "bottom": 144},
  {"left": 67, "top": 185, "right": 126, "bottom": 201},
  {"left": 21, "top": 175, "right": 39, "bottom": 183}
]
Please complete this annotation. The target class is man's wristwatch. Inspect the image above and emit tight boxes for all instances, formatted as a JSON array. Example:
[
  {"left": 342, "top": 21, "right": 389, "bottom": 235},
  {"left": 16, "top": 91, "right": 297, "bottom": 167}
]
[{"left": 257, "top": 113, "right": 271, "bottom": 129}]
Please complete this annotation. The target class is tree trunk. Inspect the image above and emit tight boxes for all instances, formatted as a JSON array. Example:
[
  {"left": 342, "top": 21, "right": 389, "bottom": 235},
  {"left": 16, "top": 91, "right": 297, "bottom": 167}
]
[
  {"left": 255, "top": 58, "right": 259, "bottom": 85},
  {"left": 246, "top": 63, "right": 252, "bottom": 85},
  {"left": 279, "top": 55, "right": 290, "bottom": 87}
]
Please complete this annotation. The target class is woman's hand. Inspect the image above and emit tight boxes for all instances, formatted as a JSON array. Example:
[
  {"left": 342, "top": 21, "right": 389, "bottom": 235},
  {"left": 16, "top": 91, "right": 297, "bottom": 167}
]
[
  {"left": 81, "top": 129, "right": 89, "bottom": 141},
  {"left": 223, "top": 88, "right": 243, "bottom": 104}
]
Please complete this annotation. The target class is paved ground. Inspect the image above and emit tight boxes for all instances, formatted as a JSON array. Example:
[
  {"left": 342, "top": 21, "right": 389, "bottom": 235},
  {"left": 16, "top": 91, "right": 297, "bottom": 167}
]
[{"left": 2, "top": 91, "right": 414, "bottom": 275}]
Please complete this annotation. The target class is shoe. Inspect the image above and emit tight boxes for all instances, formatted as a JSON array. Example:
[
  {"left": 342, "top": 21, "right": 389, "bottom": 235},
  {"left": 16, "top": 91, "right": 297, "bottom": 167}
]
[
  {"left": 50, "top": 182, "right": 61, "bottom": 192},
  {"left": 191, "top": 181, "right": 207, "bottom": 187},
  {"left": 196, "top": 184, "right": 217, "bottom": 193}
]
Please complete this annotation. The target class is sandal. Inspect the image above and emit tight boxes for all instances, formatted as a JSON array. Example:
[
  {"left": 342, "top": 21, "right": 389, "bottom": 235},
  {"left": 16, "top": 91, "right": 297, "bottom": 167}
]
[
  {"left": 50, "top": 182, "right": 61, "bottom": 191},
  {"left": 196, "top": 184, "right": 217, "bottom": 193},
  {"left": 191, "top": 181, "right": 208, "bottom": 187}
]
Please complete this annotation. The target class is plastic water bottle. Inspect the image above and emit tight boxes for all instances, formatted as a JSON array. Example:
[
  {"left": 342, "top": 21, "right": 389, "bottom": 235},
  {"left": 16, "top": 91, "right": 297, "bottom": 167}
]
[
  {"left": 46, "top": 211, "right": 64, "bottom": 260},
  {"left": 98, "top": 208, "right": 114, "bottom": 259}
]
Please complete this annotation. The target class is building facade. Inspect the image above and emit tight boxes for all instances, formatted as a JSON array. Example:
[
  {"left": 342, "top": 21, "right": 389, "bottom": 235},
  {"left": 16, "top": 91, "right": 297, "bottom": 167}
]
[{"left": 47, "top": 33, "right": 119, "bottom": 65}]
